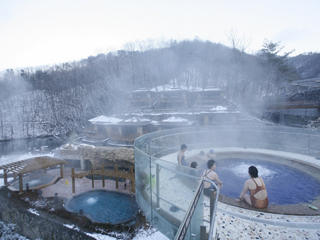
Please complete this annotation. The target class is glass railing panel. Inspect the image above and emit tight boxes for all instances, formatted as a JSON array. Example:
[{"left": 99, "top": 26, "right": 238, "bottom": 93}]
[
  {"left": 146, "top": 156, "right": 201, "bottom": 240},
  {"left": 182, "top": 187, "right": 204, "bottom": 240},
  {"left": 134, "top": 148, "right": 152, "bottom": 222}
]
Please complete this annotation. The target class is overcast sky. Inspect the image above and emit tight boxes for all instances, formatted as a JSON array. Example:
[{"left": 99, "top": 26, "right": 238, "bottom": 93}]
[{"left": 0, "top": 0, "right": 319, "bottom": 71}]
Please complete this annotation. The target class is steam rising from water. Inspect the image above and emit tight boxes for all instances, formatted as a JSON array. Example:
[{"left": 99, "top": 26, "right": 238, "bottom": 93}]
[
  {"left": 27, "top": 179, "right": 42, "bottom": 185},
  {"left": 224, "top": 162, "right": 277, "bottom": 178},
  {"left": 86, "top": 197, "right": 98, "bottom": 204}
]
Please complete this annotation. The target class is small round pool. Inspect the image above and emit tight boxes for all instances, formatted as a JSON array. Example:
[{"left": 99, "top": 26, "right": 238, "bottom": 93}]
[
  {"left": 65, "top": 190, "right": 139, "bottom": 224},
  {"left": 199, "top": 158, "right": 320, "bottom": 205},
  {"left": 10, "top": 174, "right": 57, "bottom": 190}
]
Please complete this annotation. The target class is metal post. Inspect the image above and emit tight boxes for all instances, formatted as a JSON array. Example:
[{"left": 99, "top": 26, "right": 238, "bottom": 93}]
[
  {"left": 102, "top": 164, "right": 105, "bottom": 188},
  {"left": 3, "top": 170, "right": 7, "bottom": 185},
  {"left": 72, "top": 168, "right": 75, "bottom": 194},
  {"left": 210, "top": 189, "right": 215, "bottom": 223},
  {"left": 115, "top": 164, "right": 118, "bottom": 189},
  {"left": 200, "top": 225, "right": 207, "bottom": 240},
  {"left": 19, "top": 174, "right": 23, "bottom": 193},
  {"left": 60, "top": 164, "right": 64, "bottom": 179},
  {"left": 91, "top": 163, "right": 94, "bottom": 189},
  {"left": 307, "top": 134, "right": 310, "bottom": 155},
  {"left": 156, "top": 163, "right": 160, "bottom": 209}
]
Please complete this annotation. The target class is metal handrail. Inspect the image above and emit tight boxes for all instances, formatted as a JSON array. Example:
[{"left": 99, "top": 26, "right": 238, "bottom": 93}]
[
  {"left": 206, "top": 179, "right": 220, "bottom": 240},
  {"left": 173, "top": 178, "right": 219, "bottom": 240}
]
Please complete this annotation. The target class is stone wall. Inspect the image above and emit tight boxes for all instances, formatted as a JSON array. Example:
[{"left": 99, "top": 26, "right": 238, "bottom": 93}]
[
  {"left": 59, "top": 144, "right": 134, "bottom": 170},
  {"left": 0, "top": 189, "right": 95, "bottom": 240}
]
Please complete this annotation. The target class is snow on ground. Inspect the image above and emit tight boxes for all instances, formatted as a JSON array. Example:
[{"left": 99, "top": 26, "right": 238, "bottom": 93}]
[
  {"left": 0, "top": 152, "right": 54, "bottom": 166},
  {"left": 0, "top": 152, "right": 168, "bottom": 240}
]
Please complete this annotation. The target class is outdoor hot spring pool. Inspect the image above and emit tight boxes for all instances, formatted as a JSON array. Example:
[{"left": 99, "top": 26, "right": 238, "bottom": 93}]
[
  {"left": 199, "top": 158, "right": 320, "bottom": 205},
  {"left": 10, "top": 174, "right": 57, "bottom": 190},
  {"left": 65, "top": 190, "right": 139, "bottom": 224}
]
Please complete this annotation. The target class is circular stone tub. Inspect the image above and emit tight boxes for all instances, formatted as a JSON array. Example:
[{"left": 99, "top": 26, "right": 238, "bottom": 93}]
[
  {"left": 9, "top": 174, "right": 59, "bottom": 191},
  {"left": 65, "top": 190, "right": 139, "bottom": 224}
]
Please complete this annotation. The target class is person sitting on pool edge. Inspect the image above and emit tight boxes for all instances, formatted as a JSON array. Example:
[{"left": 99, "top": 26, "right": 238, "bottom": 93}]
[
  {"left": 189, "top": 161, "right": 200, "bottom": 177},
  {"left": 236, "top": 166, "right": 269, "bottom": 209},
  {"left": 177, "top": 144, "right": 189, "bottom": 166},
  {"left": 203, "top": 159, "right": 223, "bottom": 196}
]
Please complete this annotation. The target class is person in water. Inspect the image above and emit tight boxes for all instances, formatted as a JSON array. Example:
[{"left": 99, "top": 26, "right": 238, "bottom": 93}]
[
  {"left": 236, "top": 166, "right": 269, "bottom": 209},
  {"left": 206, "top": 149, "right": 216, "bottom": 159},
  {"left": 203, "top": 159, "right": 223, "bottom": 195},
  {"left": 177, "top": 144, "right": 189, "bottom": 166},
  {"left": 195, "top": 150, "right": 209, "bottom": 161}
]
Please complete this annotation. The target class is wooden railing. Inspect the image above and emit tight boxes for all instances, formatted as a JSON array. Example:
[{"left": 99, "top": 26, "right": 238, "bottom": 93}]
[{"left": 71, "top": 164, "right": 135, "bottom": 194}]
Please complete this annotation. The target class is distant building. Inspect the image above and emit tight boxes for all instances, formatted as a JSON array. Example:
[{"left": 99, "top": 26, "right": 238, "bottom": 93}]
[
  {"left": 84, "top": 84, "right": 245, "bottom": 147},
  {"left": 85, "top": 115, "right": 154, "bottom": 147},
  {"left": 83, "top": 116, "right": 123, "bottom": 145},
  {"left": 263, "top": 78, "right": 320, "bottom": 127},
  {"left": 155, "top": 116, "right": 194, "bottom": 131},
  {"left": 193, "top": 87, "right": 226, "bottom": 106},
  {"left": 127, "top": 89, "right": 155, "bottom": 108},
  {"left": 107, "top": 116, "right": 154, "bottom": 147},
  {"left": 154, "top": 87, "right": 188, "bottom": 109}
]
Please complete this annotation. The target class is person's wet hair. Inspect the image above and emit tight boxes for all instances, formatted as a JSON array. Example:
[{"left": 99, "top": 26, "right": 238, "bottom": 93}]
[
  {"left": 180, "top": 144, "right": 187, "bottom": 150},
  {"left": 249, "top": 166, "right": 258, "bottom": 178},
  {"left": 199, "top": 150, "right": 204, "bottom": 155},
  {"left": 207, "top": 159, "right": 215, "bottom": 169},
  {"left": 190, "top": 161, "right": 198, "bottom": 168}
]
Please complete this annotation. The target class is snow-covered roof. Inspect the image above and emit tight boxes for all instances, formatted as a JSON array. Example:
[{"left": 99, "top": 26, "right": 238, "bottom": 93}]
[
  {"left": 203, "top": 88, "right": 223, "bottom": 91},
  {"left": 131, "top": 84, "right": 224, "bottom": 93},
  {"left": 89, "top": 115, "right": 123, "bottom": 125},
  {"left": 131, "top": 88, "right": 154, "bottom": 93},
  {"left": 162, "top": 116, "right": 190, "bottom": 123},
  {"left": 156, "top": 116, "right": 193, "bottom": 126},
  {"left": 210, "top": 106, "right": 228, "bottom": 111},
  {"left": 123, "top": 117, "right": 151, "bottom": 123},
  {"left": 149, "top": 84, "right": 201, "bottom": 92}
]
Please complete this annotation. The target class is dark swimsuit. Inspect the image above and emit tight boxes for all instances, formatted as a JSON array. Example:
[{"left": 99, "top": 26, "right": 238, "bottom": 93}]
[
  {"left": 203, "top": 170, "right": 217, "bottom": 195},
  {"left": 250, "top": 178, "right": 269, "bottom": 209},
  {"left": 177, "top": 154, "right": 188, "bottom": 166}
]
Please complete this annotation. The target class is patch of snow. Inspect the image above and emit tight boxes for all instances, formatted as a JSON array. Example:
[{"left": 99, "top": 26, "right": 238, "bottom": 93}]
[
  {"left": 27, "top": 208, "right": 40, "bottom": 216},
  {"left": 89, "top": 115, "right": 123, "bottom": 124},
  {"left": 161, "top": 116, "right": 190, "bottom": 123},
  {"left": 85, "top": 233, "right": 116, "bottom": 239},
  {"left": 123, "top": 117, "right": 151, "bottom": 123},
  {"left": 63, "top": 224, "right": 80, "bottom": 231},
  {"left": 203, "top": 88, "right": 222, "bottom": 91},
  {"left": 132, "top": 228, "right": 169, "bottom": 240},
  {"left": 149, "top": 83, "right": 202, "bottom": 92},
  {"left": 210, "top": 106, "right": 227, "bottom": 111},
  {"left": 0, "top": 152, "right": 54, "bottom": 166}
]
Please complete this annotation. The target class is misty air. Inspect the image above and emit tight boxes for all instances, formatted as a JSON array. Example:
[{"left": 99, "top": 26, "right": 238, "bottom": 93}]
[{"left": 1, "top": 1, "right": 320, "bottom": 240}]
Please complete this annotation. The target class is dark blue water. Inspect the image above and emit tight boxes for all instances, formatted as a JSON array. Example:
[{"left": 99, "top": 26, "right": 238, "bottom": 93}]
[
  {"left": 199, "top": 158, "right": 320, "bottom": 205},
  {"left": 66, "top": 190, "right": 139, "bottom": 223}
]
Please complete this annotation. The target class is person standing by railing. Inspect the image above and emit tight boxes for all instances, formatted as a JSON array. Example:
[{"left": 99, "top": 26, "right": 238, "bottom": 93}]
[
  {"left": 177, "top": 144, "right": 189, "bottom": 166},
  {"left": 203, "top": 159, "right": 223, "bottom": 196}
]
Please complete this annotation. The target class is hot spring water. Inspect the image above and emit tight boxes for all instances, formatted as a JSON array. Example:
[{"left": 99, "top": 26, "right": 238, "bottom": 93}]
[{"left": 199, "top": 158, "right": 320, "bottom": 205}]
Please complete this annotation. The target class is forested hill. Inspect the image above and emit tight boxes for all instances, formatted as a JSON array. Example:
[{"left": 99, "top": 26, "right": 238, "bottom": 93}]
[
  {"left": 0, "top": 39, "right": 319, "bottom": 141},
  {"left": 289, "top": 52, "right": 320, "bottom": 79}
]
